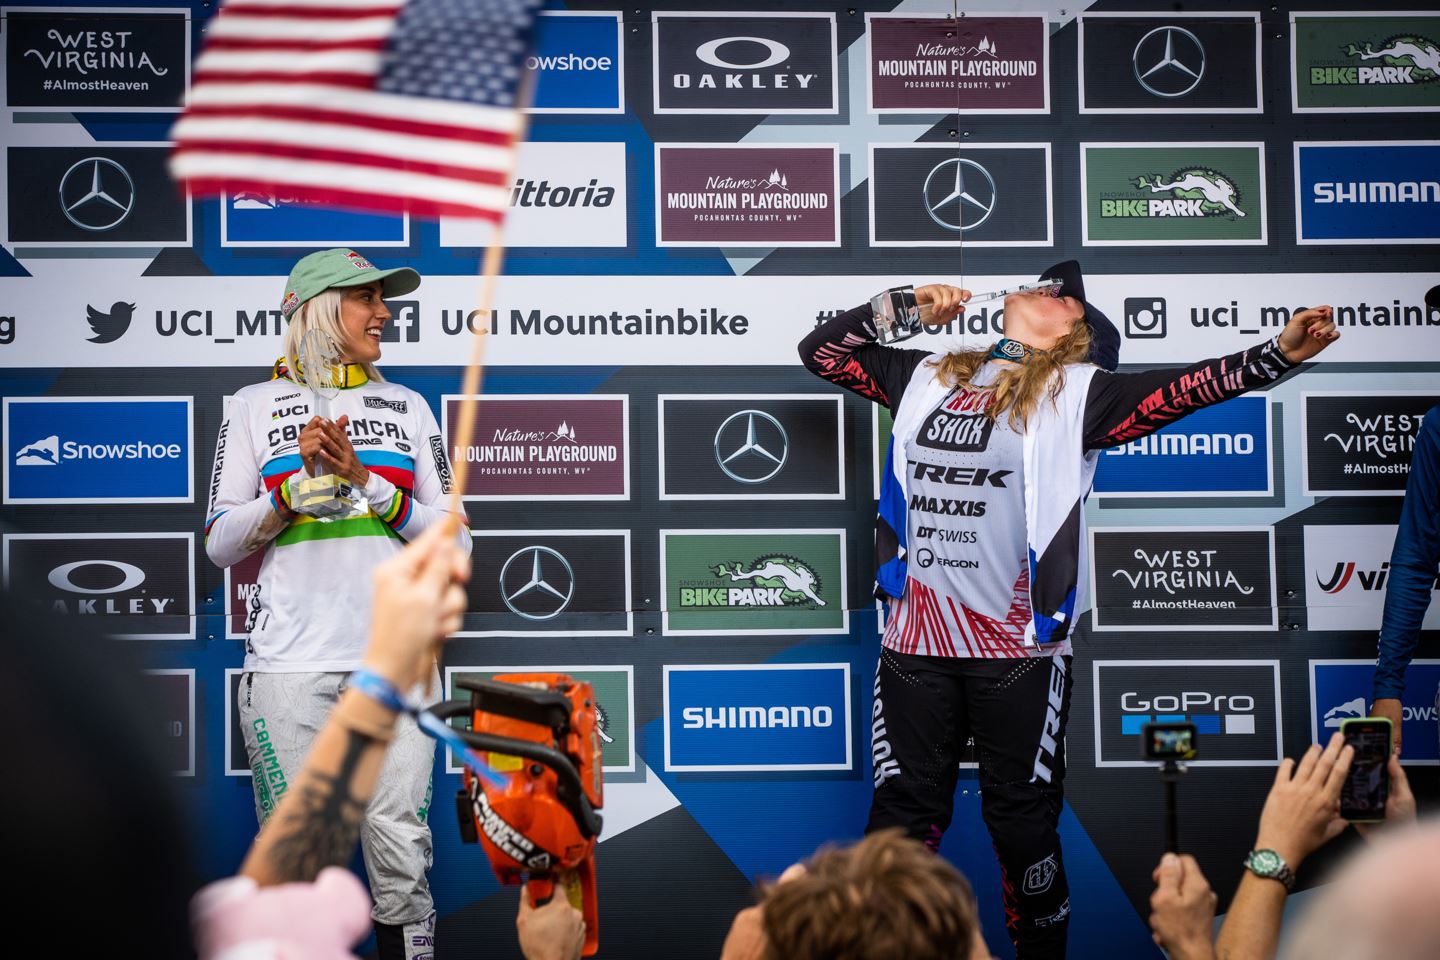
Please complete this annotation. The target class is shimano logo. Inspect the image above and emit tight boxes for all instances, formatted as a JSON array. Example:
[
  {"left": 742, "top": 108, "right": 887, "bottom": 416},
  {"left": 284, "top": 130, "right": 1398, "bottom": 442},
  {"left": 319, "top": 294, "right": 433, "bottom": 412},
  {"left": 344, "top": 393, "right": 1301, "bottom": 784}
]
[
  {"left": 911, "top": 461, "right": 1010, "bottom": 486},
  {"left": 681, "top": 705, "right": 833, "bottom": 729},
  {"left": 1314, "top": 181, "right": 1440, "bottom": 204},
  {"left": 1106, "top": 433, "right": 1254, "bottom": 457},
  {"left": 908, "top": 494, "right": 987, "bottom": 517}
]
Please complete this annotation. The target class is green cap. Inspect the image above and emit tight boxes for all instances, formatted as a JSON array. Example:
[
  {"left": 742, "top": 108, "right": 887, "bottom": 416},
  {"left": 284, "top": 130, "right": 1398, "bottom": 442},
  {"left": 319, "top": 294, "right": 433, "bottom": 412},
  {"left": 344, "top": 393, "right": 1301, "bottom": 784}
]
[{"left": 280, "top": 248, "right": 421, "bottom": 318}]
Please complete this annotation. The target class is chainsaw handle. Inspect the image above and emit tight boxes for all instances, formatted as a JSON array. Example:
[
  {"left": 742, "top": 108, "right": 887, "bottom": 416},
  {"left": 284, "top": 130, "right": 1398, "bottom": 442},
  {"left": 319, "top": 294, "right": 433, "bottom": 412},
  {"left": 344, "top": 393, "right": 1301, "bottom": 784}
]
[
  {"left": 526, "top": 875, "right": 556, "bottom": 907},
  {"left": 444, "top": 724, "right": 603, "bottom": 840}
]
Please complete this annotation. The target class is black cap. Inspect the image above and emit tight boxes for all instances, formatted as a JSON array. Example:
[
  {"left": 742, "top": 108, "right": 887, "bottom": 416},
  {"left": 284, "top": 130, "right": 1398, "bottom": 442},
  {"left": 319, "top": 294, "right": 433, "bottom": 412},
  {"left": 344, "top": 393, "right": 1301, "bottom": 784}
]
[
  {"left": 1040, "top": 260, "right": 1120, "bottom": 371},
  {"left": 1426, "top": 284, "right": 1440, "bottom": 311}
]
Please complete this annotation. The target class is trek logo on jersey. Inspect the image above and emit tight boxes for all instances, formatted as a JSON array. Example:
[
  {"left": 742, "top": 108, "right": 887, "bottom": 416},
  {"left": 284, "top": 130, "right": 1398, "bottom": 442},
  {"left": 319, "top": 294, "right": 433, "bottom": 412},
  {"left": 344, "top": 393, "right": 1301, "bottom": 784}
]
[
  {"left": 1310, "top": 660, "right": 1440, "bottom": 764},
  {"left": 2, "top": 533, "right": 195, "bottom": 639},
  {"left": 662, "top": 530, "right": 846, "bottom": 635},
  {"left": 664, "top": 664, "right": 852, "bottom": 772},
  {"left": 910, "top": 462, "right": 1011, "bottom": 488},
  {"left": 1296, "top": 143, "right": 1440, "bottom": 244},
  {"left": 1096, "top": 396, "right": 1271, "bottom": 497},
  {"left": 1304, "top": 525, "right": 1440, "bottom": 630},
  {"left": 1293, "top": 15, "right": 1440, "bottom": 111},
  {"left": 4, "top": 397, "right": 192, "bottom": 504},
  {"left": 1303, "top": 393, "right": 1437, "bottom": 495},
  {"left": 1083, "top": 145, "right": 1266, "bottom": 245},
  {"left": 1095, "top": 661, "right": 1282, "bottom": 766}
]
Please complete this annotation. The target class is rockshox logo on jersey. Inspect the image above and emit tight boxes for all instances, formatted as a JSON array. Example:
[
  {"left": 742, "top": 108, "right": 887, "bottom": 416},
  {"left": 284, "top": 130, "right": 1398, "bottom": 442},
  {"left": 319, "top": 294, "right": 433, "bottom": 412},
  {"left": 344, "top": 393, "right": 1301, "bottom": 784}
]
[{"left": 916, "top": 389, "right": 994, "bottom": 453}]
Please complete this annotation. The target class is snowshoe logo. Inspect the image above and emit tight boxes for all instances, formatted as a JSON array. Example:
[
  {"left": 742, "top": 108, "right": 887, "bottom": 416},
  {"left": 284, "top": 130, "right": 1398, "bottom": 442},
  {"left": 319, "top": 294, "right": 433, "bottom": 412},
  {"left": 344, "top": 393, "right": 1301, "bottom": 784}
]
[
  {"left": 1323, "top": 696, "right": 1367, "bottom": 728},
  {"left": 15, "top": 434, "right": 59, "bottom": 466},
  {"left": 1106, "top": 168, "right": 1247, "bottom": 218},
  {"left": 682, "top": 555, "right": 826, "bottom": 608},
  {"left": 1024, "top": 854, "right": 1058, "bottom": 895},
  {"left": 364, "top": 396, "right": 407, "bottom": 414},
  {"left": 1322, "top": 35, "right": 1440, "bottom": 85}
]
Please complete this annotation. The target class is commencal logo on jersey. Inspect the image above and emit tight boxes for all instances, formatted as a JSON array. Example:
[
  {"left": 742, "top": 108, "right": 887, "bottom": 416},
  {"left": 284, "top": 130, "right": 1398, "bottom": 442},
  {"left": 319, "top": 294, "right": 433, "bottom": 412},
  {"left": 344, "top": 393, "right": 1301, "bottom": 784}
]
[
  {"left": 1106, "top": 168, "right": 1248, "bottom": 219},
  {"left": 680, "top": 554, "right": 827, "bottom": 609}
]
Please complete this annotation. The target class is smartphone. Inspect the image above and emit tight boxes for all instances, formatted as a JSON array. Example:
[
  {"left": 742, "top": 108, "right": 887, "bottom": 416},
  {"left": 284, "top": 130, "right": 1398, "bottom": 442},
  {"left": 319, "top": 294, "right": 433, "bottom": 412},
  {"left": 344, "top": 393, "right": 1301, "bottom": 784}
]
[{"left": 1339, "top": 717, "right": 1392, "bottom": 822}]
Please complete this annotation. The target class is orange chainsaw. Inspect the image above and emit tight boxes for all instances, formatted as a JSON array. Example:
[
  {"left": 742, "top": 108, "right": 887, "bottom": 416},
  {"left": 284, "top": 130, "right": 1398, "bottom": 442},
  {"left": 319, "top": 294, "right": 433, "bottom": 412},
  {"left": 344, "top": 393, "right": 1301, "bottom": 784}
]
[{"left": 427, "top": 673, "right": 603, "bottom": 956}]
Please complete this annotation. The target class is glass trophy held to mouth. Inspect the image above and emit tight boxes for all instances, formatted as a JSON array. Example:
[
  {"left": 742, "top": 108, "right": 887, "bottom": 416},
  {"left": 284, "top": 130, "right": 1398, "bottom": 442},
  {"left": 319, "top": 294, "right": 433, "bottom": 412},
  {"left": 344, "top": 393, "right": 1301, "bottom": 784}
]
[
  {"left": 869, "top": 278, "right": 1064, "bottom": 345},
  {"left": 291, "top": 330, "right": 367, "bottom": 520}
]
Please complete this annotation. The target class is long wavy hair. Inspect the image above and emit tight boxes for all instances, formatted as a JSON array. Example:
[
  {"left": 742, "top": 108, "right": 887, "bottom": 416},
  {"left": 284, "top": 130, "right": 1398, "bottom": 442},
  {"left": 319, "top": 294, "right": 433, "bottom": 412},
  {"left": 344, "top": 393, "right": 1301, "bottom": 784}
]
[
  {"left": 927, "top": 322, "right": 1093, "bottom": 431},
  {"left": 280, "top": 288, "right": 385, "bottom": 384}
]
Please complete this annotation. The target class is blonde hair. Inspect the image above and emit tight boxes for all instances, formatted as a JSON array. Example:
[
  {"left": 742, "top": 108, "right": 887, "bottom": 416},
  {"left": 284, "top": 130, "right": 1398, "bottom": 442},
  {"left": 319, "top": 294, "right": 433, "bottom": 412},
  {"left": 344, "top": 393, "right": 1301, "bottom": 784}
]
[
  {"left": 281, "top": 288, "right": 384, "bottom": 384},
  {"left": 928, "top": 322, "right": 1093, "bottom": 431}
]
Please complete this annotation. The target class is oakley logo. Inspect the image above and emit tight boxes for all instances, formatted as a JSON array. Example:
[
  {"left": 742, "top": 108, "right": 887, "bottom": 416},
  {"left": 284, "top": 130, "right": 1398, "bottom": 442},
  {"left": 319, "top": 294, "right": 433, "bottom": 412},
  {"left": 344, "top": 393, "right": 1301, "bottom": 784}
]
[
  {"left": 713, "top": 409, "right": 788, "bottom": 484},
  {"left": 923, "top": 158, "right": 997, "bottom": 232},
  {"left": 1132, "top": 26, "right": 1205, "bottom": 98},
  {"left": 499, "top": 546, "right": 575, "bottom": 621},
  {"left": 695, "top": 36, "right": 790, "bottom": 70},
  {"left": 48, "top": 559, "right": 146, "bottom": 594}
]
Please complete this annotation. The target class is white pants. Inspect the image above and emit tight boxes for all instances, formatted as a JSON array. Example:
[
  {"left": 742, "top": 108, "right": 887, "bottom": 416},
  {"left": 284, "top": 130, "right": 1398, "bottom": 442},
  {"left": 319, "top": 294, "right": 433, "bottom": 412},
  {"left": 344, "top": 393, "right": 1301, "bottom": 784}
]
[{"left": 238, "top": 669, "right": 438, "bottom": 925}]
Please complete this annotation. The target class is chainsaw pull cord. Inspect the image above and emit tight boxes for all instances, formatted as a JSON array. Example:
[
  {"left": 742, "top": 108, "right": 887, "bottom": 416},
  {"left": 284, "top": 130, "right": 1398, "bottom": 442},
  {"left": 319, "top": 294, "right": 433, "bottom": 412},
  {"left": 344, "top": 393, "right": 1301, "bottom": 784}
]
[{"left": 349, "top": 667, "right": 507, "bottom": 789}]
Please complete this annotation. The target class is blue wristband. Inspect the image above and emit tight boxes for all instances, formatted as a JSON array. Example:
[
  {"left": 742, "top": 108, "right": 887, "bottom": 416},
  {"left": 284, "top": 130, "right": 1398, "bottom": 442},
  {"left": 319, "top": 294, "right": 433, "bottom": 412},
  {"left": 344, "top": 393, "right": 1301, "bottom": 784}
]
[{"left": 347, "top": 667, "right": 411, "bottom": 713}]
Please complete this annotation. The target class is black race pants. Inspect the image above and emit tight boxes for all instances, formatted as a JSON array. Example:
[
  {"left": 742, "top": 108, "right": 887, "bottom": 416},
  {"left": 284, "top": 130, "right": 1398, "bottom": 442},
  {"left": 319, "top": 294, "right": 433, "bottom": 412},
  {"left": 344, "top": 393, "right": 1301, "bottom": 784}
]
[{"left": 867, "top": 647, "right": 1073, "bottom": 960}]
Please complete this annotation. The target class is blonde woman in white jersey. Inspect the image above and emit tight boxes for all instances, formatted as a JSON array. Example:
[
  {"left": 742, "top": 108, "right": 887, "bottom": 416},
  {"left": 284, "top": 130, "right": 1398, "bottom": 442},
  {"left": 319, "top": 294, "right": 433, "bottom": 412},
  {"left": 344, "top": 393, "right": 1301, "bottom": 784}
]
[{"left": 205, "top": 248, "right": 471, "bottom": 960}]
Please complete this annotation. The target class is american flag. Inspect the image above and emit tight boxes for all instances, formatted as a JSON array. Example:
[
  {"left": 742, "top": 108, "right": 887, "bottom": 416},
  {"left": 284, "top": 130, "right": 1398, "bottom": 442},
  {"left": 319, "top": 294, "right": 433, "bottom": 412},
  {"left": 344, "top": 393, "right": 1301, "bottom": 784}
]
[{"left": 170, "top": 0, "right": 543, "bottom": 220}]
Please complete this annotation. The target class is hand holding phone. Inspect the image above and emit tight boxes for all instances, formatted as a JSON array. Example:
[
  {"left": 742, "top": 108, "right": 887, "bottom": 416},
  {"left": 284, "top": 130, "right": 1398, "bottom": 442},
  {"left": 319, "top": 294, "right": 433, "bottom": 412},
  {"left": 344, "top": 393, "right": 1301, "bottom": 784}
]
[{"left": 1339, "top": 718, "right": 1392, "bottom": 823}]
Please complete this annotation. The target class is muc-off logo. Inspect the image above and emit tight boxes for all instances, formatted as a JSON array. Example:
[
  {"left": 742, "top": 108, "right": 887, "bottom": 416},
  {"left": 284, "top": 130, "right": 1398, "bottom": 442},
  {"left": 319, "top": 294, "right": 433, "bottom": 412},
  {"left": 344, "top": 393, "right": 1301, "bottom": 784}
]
[
  {"left": 364, "top": 396, "right": 408, "bottom": 414},
  {"left": 428, "top": 435, "right": 453, "bottom": 494}
]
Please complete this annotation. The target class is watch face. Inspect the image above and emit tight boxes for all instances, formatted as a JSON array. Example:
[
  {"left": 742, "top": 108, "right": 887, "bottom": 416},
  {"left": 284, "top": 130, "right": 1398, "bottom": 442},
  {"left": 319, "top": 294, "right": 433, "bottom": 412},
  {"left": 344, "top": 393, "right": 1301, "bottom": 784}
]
[{"left": 1250, "top": 850, "right": 1280, "bottom": 874}]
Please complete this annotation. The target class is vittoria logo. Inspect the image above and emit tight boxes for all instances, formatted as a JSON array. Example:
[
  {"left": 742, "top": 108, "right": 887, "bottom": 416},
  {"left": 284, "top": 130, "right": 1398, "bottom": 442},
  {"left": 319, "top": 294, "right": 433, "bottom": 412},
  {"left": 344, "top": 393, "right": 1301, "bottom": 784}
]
[
  {"left": 662, "top": 530, "right": 846, "bottom": 635},
  {"left": 1304, "top": 525, "right": 1440, "bottom": 630}
]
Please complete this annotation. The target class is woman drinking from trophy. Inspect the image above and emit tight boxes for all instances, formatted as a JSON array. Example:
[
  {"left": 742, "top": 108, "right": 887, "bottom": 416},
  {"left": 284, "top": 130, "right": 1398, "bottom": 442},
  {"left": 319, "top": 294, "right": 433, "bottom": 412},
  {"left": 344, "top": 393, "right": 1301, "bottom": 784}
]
[
  {"left": 799, "top": 260, "right": 1338, "bottom": 959},
  {"left": 204, "top": 248, "right": 471, "bottom": 960}
]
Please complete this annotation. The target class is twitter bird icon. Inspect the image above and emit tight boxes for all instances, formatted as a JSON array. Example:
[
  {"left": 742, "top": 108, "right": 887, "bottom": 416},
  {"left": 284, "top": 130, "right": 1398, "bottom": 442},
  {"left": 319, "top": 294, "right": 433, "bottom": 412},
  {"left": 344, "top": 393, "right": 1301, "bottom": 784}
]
[{"left": 86, "top": 301, "right": 135, "bottom": 344}]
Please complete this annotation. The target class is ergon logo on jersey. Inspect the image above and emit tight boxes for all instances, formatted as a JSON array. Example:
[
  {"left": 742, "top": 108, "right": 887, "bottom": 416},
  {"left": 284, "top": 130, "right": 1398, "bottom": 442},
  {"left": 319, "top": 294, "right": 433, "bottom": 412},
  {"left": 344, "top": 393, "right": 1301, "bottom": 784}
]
[{"left": 911, "top": 462, "right": 1011, "bottom": 487}]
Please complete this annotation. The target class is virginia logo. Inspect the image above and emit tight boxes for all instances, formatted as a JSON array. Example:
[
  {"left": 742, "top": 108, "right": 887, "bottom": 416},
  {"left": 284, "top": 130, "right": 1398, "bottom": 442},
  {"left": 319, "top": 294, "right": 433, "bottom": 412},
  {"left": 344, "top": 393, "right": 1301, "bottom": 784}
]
[
  {"left": 15, "top": 434, "right": 60, "bottom": 466},
  {"left": 1123, "top": 168, "right": 1246, "bottom": 218},
  {"left": 86, "top": 301, "right": 135, "bottom": 344},
  {"left": 1340, "top": 34, "right": 1440, "bottom": 84}
]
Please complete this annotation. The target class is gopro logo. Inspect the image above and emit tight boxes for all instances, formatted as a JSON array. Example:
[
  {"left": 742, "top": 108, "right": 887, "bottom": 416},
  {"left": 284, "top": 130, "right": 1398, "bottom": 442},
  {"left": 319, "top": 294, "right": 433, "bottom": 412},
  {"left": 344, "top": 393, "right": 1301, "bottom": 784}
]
[{"left": 1124, "top": 297, "right": 1167, "bottom": 338}]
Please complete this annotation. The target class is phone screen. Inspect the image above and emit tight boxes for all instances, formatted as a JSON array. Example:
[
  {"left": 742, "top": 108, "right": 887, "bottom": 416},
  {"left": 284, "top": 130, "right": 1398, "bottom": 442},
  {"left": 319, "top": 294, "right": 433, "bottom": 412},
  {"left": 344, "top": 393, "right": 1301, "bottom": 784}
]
[{"left": 1340, "top": 721, "right": 1390, "bottom": 821}]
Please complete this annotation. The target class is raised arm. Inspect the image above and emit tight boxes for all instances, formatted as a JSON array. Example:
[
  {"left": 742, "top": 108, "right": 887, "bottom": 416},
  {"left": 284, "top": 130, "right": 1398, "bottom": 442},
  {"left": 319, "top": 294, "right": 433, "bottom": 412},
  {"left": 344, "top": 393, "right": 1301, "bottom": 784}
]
[{"left": 1084, "top": 306, "right": 1336, "bottom": 450}]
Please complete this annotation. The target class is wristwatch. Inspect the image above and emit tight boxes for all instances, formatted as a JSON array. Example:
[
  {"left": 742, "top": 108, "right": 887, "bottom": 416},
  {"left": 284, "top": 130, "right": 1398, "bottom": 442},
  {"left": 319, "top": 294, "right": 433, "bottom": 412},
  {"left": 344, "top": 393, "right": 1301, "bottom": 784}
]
[{"left": 1243, "top": 849, "right": 1295, "bottom": 891}]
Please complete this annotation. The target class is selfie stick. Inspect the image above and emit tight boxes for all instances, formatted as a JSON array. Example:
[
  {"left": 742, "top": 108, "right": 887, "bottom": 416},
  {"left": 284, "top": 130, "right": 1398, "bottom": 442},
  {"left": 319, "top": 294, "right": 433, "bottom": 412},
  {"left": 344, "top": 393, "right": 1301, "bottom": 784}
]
[{"left": 1161, "top": 760, "right": 1182, "bottom": 853}]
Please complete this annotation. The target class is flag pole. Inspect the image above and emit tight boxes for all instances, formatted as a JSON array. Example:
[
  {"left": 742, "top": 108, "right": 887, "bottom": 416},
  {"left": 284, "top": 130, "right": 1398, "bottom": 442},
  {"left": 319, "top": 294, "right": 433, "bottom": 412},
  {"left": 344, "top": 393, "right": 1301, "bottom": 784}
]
[{"left": 444, "top": 73, "right": 535, "bottom": 520}]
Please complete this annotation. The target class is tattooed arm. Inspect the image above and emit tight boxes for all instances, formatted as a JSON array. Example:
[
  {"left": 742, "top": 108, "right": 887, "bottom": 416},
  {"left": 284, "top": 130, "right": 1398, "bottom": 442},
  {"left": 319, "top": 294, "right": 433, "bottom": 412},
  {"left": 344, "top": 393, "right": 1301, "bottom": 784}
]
[{"left": 240, "top": 520, "right": 469, "bottom": 885}]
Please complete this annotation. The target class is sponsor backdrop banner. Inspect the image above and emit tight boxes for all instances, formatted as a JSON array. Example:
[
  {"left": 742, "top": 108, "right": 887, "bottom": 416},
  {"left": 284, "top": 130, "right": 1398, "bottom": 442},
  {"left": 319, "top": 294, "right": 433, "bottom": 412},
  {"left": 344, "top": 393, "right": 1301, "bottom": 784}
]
[{"left": 1, "top": 3, "right": 1437, "bottom": 958}]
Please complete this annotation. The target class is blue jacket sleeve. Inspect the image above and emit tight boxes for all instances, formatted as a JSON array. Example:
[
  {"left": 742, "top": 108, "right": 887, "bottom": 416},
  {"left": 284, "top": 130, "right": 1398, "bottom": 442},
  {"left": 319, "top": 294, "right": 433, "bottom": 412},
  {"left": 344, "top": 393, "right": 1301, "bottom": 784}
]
[{"left": 1374, "top": 406, "right": 1440, "bottom": 700}]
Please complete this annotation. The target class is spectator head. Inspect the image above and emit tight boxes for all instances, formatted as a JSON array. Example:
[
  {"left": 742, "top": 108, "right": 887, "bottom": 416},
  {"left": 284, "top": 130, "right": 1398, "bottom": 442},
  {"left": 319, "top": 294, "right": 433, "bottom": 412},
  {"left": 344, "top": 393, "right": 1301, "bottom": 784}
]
[
  {"left": 1282, "top": 819, "right": 1440, "bottom": 960},
  {"left": 760, "top": 829, "right": 981, "bottom": 960}
]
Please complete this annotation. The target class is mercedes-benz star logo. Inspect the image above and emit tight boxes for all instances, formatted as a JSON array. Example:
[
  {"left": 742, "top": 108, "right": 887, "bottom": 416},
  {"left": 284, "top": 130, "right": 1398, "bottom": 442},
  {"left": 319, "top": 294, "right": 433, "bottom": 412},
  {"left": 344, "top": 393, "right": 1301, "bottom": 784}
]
[
  {"left": 499, "top": 546, "right": 575, "bottom": 621},
  {"left": 713, "top": 409, "right": 788, "bottom": 484},
  {"left": 922, "top": 158, "right": 997, "bottom": 232},
  {"left": 59, "top": 157, "right": 136, "bottom": 232},
  {"left": 1132, "top": 25, "right": 1205, "bottom": 98}
]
